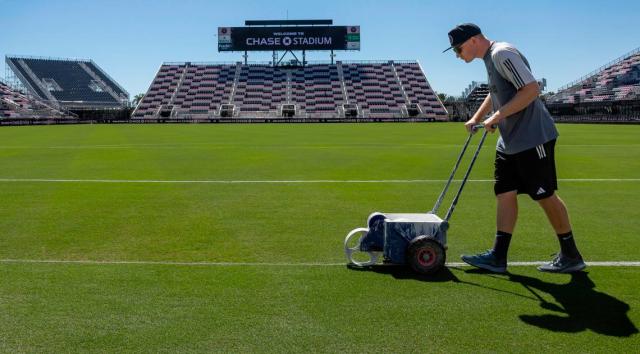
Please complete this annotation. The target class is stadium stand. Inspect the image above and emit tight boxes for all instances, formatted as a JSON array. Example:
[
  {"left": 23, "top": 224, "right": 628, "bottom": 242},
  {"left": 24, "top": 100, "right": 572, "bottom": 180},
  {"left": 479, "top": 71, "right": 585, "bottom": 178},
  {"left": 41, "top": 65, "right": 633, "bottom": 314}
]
[
  {"left": 548, "top": 48, "right": 640, "bottom": 104},
  {"left": 132, "top": 61, "right": 447, "bottom": 121},
  {"left": 546, "top": 47, "right": 640, "bottom": 123},
  {"left": 5, "top": 55, "right": 129, "bottom": 109},
  {"left": 463, "top": 82, "right": 489, "bottom": 117},
  {"left": 1, "top": 79, "right": 76, "bottom": 120}
]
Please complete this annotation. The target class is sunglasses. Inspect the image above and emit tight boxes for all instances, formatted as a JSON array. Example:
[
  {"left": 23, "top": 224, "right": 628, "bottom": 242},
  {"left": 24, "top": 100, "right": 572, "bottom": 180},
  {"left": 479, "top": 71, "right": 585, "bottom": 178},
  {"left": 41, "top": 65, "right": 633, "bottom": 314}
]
[{"left": 452, "top": 38, "right": 471, "bottom": 54}]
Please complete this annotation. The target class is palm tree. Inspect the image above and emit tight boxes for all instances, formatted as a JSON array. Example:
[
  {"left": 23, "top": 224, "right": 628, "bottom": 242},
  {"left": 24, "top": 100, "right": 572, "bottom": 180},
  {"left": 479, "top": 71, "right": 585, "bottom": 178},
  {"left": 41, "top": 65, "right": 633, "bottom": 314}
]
[{"left": 132, "top": 93, "right": 145, "bottom": 107}]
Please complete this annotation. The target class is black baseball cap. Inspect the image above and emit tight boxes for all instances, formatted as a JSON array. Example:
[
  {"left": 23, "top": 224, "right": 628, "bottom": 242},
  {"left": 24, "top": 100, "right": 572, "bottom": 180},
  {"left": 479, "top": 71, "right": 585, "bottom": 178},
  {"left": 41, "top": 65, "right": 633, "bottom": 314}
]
[{"left": 443, "top": 23, "right": 482, "bottom": 53}]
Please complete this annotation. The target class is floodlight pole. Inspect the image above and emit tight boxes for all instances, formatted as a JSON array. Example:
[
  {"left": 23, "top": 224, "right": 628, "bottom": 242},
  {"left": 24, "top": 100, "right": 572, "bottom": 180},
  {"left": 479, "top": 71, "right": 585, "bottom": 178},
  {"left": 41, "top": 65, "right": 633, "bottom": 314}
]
[{"left": 243, "top": 51, "right": 248, "bottom": 65}]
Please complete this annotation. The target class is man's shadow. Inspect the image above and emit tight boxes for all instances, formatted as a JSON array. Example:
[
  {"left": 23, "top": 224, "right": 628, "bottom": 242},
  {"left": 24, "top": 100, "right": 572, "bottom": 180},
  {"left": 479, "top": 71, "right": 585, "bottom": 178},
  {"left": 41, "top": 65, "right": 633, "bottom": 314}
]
[
  {"left": 348, "top": 264, "right": 638, "bottom": 337},
  {"left": 507, "top": 271, "right": 638, "bottom": 337}
]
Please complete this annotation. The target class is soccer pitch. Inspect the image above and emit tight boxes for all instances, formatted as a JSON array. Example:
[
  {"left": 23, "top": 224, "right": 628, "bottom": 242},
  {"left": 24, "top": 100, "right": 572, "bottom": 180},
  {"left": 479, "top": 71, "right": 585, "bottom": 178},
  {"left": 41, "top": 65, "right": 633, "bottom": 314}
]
[{"left": 0, "top": 123, "right": 638, "bottom": 352}]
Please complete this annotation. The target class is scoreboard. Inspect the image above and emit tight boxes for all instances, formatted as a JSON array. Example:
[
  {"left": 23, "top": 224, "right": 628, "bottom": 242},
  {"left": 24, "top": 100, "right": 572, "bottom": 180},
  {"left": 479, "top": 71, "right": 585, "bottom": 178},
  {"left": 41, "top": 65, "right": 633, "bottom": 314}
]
[{"left": 218, "top": 26, "right": 360, "bottom": 51}]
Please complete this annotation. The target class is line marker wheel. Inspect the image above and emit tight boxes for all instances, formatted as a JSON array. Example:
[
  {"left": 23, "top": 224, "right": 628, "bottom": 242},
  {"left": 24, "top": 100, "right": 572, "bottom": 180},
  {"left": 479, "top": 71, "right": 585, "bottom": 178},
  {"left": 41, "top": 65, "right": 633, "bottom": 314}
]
[
  {"left": 407, "top": 237, "right": 446, "bottom": 275},
  {"left": 344, "top": 228, "right": 380, "bottom": 267}
]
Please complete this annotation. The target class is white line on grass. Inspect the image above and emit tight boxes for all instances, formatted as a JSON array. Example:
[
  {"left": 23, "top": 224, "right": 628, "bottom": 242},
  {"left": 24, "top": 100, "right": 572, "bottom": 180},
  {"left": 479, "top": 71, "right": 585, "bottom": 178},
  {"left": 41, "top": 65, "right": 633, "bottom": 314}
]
[
  {"left": 0, "top": 178, "right": 487, "bottom": 184},
  {"left": 0, "top": 259, "right": 639, "bottom": 267},
  {"left": 11, "top": 143, "right": 472, "bottom": 149},
  {"left": 0, "top": 143, "right": 638, "bottom": 149},
  {"left": 0, "top": 178, "right": 639, "bottom": 184}
]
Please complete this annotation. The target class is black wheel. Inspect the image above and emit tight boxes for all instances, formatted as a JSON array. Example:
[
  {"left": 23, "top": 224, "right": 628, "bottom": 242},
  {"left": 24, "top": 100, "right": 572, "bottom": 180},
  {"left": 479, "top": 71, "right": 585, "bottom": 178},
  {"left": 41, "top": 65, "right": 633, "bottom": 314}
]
[{"left": 407, "top": 238, "right": 446, "bottom": 275}]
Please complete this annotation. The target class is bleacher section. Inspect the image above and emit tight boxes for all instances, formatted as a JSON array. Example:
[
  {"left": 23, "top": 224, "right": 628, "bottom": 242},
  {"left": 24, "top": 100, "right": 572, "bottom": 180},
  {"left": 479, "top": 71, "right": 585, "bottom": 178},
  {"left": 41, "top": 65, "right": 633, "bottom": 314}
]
[
  {"left": 463, "top": 83, "right": 489, "bottom": 115},
  {"left": 1, "top": 79, "right": 76, "bottom": 120},
  {"left": 5, "top": 56, "right": 129, "bottom": 109},
  {"left": 133, "top": 61, "right": 447, "bottom": 120},
  {"left": 548, "top": 48, "right": 640, "bottom": 104}
]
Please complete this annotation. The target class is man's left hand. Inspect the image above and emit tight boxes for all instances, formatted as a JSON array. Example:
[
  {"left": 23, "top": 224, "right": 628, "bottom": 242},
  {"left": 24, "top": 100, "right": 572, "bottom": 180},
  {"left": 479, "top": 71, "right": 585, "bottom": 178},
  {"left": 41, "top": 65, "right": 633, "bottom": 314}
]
[{"left": 483, "top": 113, "right": 502, "bottom": 133}]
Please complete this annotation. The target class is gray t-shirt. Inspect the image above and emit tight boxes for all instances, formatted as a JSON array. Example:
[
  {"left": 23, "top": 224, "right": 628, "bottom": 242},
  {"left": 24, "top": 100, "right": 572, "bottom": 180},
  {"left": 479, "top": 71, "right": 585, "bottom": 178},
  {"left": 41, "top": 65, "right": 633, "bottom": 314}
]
[{"left": 483, "top": 42, "right": 558, "bottom": 154}]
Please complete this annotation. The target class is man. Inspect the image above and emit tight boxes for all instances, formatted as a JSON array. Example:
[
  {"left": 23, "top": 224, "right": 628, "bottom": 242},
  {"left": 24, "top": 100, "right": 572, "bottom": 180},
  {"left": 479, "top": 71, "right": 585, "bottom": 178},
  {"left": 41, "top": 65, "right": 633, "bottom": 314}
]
[{"left": 443, "top": 23, "right": 586, "bottom": 273}]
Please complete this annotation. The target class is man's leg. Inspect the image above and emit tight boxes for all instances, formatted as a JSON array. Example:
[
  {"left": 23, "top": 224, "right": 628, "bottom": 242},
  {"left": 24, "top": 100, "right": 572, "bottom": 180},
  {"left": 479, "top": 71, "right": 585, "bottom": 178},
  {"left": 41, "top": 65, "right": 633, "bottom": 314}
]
[
  {"left": 537, "top": 193, "right": 585, "bottom": 273},
  {"left": 460, "top": 146, "right": 518, "bottom": 273},
  {"left": 490, "top": 190, "right": 517, "bottom": 261},
  {"left": 497, "top": 191, "right": 518, "bottom": 234},
  {"left": 459, "top": 191, "right": 517, "bottom": 273},
  {"left": 537, "top": 193, "right": 571, "bottom": 234}
]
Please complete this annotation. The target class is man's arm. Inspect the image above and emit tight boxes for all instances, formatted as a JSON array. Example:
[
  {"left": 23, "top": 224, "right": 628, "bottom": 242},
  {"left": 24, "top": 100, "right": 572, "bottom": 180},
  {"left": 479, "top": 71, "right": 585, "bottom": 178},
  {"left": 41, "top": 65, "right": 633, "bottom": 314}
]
[
  {"left": 483, "top": 81, "right": 540, "bottom": 132},
  {"left": 464, "top": 93, "right": 493, "bottom": 133}
]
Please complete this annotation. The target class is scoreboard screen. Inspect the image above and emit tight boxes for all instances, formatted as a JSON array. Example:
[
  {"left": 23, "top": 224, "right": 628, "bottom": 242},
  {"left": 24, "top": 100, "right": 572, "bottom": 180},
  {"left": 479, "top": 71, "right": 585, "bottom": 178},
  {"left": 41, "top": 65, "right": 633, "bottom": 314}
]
[{"left": 218, "top": 26, "right": 360, "bottom": 51}]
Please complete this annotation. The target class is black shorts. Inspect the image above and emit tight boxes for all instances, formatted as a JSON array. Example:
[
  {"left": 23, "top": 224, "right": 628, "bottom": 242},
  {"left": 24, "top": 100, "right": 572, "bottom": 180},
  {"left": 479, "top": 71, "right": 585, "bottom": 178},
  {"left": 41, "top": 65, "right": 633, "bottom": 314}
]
[{"left": 494, "top": 139, "right": 558, "bottom": 200}]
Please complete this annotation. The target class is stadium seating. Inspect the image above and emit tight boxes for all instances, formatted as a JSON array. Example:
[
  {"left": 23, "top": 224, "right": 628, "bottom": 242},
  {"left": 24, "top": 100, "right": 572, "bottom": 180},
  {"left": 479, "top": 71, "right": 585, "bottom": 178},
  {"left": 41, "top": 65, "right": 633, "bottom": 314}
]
[
  {"left": 132, "top": 61, "right": 447, "bottom": 120},
  {"left": 0, "top": 79, "right": 75, "bottom": 119},
  {"left": 548, "top": 49, "right": 640, "bottom": 104},
  {"left": 463, "top": 82, "right": 489, "bottom": 114},
  {"left": 5, "top": 56, "right": 129, "bottom": 108}
]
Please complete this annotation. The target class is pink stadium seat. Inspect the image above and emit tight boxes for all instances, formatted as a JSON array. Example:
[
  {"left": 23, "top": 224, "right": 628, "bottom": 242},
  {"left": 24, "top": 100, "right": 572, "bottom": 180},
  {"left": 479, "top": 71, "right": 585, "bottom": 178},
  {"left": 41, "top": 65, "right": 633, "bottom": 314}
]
[
  {"left": 0, "top": 80, "right": 75, "bottom": 119},
  {"left": 549, "top": 49, "right": 640, "bottom": 104},
  {"left": 132, "top": 61, "right": 447, "bottom": 120}
]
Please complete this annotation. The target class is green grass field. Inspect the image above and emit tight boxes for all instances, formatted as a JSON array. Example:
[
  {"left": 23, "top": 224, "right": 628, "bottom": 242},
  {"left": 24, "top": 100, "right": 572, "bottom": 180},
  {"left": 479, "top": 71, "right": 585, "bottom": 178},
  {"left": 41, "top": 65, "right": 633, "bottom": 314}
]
[{"left": 0, "top": 123, "right": 638, "bottom": 352}]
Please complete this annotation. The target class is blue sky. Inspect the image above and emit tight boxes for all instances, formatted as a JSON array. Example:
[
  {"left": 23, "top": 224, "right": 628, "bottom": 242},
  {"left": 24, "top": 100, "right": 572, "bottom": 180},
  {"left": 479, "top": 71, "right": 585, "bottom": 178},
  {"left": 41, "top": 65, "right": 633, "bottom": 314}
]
[{"left": 1, "top": 0, "right": 639, "bottom": 97}]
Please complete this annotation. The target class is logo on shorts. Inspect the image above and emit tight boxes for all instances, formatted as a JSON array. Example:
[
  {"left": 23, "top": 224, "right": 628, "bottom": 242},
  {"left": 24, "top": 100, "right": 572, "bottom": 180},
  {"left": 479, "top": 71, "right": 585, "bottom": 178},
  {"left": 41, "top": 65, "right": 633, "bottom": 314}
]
[{"left": 536, "top": 187, "right": 546, "bottom": 195}]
